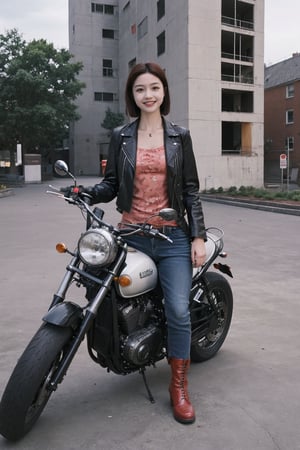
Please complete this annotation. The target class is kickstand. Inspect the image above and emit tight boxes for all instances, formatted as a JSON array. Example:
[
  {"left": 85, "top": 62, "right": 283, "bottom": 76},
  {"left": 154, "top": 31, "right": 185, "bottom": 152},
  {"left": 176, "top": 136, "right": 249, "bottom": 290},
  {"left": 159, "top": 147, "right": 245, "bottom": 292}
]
[{"left": 140, "top": 368, "right": 155, "bottom": 404}]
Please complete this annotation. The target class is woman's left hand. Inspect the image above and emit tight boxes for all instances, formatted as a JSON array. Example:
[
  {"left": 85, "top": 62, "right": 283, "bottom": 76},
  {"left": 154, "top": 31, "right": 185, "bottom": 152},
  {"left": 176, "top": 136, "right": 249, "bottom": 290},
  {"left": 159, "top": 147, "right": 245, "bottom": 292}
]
[{"left": 191, "top": 238, "right": 206, "bottom": 268}]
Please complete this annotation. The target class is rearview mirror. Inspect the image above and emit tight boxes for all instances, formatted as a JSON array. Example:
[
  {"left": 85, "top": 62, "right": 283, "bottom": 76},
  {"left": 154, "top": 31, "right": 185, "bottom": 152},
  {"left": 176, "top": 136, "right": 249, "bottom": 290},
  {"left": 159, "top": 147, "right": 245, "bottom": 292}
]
[
  {"left": 54, "top": 160, "right": 69, "bottom": 177},
  {"left": 158, "top": 208, "right": 177, "bottom": 221}
]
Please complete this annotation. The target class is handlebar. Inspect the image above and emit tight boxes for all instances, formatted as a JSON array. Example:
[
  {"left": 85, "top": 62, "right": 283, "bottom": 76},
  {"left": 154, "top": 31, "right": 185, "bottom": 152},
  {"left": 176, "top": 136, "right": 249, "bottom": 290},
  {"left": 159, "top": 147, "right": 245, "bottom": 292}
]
[
  {"left": 119, "top": 223, "right": 173, "bottom": 243},
  {"left": 46, "top": 187, "right": 173, "bottom": 242}
]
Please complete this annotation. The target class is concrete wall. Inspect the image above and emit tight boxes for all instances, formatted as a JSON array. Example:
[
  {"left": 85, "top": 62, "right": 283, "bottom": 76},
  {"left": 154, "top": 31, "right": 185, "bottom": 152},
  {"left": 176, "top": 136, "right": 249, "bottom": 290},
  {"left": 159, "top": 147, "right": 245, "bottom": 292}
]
[
  {"left": 69, "top": 0, "right": 265, "bottom": 188},
  {"left": 69, "top": 0, "right": 119, "bottom": 175},
  {"left": 187, "top": 0, "right": 264, "bottom": 189},
  {"left": 118, "top": 0, "right": 189, "bottom": 124}
]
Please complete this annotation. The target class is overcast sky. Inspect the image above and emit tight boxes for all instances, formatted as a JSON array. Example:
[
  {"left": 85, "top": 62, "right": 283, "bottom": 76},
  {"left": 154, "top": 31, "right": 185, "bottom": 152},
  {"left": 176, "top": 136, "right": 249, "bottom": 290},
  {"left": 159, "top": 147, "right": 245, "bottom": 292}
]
[{"left": 0, "top": 0, "right": 299, "bottom": 66}]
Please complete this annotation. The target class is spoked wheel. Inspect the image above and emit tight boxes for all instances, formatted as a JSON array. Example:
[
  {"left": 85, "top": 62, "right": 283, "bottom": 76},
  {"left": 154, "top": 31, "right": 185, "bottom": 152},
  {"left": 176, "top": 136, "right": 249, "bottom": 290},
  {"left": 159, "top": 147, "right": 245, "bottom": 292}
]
[
  {"left": 190, "top": 271, "right": 233, "bottom": 362},
  {"left": 0, "top": 323, "right": 73, "bottom": 441}
]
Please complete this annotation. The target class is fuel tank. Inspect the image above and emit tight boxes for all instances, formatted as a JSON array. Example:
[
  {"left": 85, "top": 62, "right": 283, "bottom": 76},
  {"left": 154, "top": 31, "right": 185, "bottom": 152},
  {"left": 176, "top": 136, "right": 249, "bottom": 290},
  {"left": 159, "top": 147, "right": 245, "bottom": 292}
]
[{"left": 118, "top": 247, "right": 158, "bottom": 298}]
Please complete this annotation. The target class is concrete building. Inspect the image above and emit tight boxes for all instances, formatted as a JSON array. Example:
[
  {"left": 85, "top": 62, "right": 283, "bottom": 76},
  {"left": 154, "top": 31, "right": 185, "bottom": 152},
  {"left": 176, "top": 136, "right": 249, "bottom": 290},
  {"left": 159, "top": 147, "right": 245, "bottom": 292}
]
[
  {"left": 264, "top": 53, "right": 300, "bottom": 185},
  {"left": 69, "top": 0, "right": 264, "bottom": 189}
]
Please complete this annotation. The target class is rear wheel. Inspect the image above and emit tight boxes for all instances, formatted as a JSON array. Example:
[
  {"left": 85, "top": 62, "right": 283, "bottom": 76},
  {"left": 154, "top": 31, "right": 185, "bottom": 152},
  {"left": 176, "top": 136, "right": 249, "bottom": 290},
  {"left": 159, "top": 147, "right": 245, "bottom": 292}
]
[
  {"left": 0, "top": 323, "right": 73, "bottom": 441},
  {"left": 190, "top": 271, "right": 233, "bottom": 362}
]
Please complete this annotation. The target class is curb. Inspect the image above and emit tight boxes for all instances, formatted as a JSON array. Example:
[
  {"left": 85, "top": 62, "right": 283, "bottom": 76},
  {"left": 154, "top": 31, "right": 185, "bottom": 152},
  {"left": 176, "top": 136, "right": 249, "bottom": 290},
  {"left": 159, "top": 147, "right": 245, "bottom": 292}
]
[{"left": 200, "top": 195, "right": 300, "bottom": 217}]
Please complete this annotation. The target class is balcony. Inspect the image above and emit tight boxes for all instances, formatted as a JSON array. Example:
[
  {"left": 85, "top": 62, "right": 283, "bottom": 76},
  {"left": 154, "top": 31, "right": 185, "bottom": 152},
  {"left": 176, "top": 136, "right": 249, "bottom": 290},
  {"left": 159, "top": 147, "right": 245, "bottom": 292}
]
[
  {"left": 221, "top": 51, "right": 253, "bottom": 63},
  {"left": 222, "top": 15, "right": 254, "bottom": 31},
  {"left": 221, "top": 62, "right": 254, "bottom": 84}
]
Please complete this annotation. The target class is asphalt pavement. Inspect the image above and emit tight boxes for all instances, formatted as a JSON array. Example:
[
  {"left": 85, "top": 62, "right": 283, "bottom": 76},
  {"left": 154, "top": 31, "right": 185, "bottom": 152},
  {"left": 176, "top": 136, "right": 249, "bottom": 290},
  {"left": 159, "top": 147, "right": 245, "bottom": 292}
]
[{"left": 1, "top": 179, "right": 300, "bottom": 450}]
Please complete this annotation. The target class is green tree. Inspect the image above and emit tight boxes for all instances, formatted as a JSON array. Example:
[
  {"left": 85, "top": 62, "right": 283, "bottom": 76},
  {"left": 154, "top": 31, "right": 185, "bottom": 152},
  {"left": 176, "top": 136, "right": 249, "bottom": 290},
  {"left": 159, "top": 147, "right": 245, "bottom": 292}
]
[
  {"left": 0, "top": 29, "right": 85, "bottom": 164},
  {"left": 101, "top": 107, "right": 125, "bottom": 133}
]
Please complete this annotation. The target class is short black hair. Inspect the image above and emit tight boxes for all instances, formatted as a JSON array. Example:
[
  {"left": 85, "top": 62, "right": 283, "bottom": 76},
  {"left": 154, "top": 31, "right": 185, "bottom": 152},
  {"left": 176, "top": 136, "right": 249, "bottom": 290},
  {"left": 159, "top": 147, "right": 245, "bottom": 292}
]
[{"left": 125, "top": 62, "right": 170, "bottom": 117}]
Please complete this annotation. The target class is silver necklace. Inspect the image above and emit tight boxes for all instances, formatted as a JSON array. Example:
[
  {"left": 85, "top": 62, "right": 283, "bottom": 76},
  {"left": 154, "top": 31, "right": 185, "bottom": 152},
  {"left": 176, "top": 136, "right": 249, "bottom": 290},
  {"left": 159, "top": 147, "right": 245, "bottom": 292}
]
[{"left": 139, "top": 124, "right": 162, "bottom": 138}]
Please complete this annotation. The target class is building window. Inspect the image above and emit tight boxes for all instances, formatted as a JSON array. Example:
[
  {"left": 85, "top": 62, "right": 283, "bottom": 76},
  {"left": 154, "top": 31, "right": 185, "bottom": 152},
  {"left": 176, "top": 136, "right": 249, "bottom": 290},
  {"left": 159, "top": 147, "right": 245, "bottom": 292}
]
[
  {"left": 104, "top": 4, "right": 114, "bottom": 14},
  {"left": 286, "top": 109, "right": 294, "bottom": 124},
  {"left": 138, "top": 17, "right": 148, "bottom": 40},
  {"left": 221, "top": 62, "right": 253, "bottom": 84},
  {"left": 92, "top": 3, "right": 103, "bottom": 13},
  {"left": 286, "top": 84, "right": 295, "bottom": 98},
  {"left": 221, "top": 30, "right": 253, "bottom": 62},
  {"left": 221, "top": 0, "right": 254, "bottom": 30},
  {"left": 92, "top": 3, "right": 114, "bottom": 14},
  {"left": 285, "top": 136, "right": 294, "bottom": 151},
  {"left": 103, "top": 59, "right": 113, "bottom": 77},
  {"left": 94, "top": 92, "right": 114, "bottom": 102},
  {"left": 157, "top": 0, "right": 165, "bottom": 21},
  {"left": 222, "top": 121, "right": 252, "bottom": 155},
  {"left": 222, "top": 89, "right": 253, "bottom": 112},
  {"left": 102, "top": 29, "right": 115, "bottom": 39},
  {"left": 157, "top": 31, "right": 165, "bottom": 56}
]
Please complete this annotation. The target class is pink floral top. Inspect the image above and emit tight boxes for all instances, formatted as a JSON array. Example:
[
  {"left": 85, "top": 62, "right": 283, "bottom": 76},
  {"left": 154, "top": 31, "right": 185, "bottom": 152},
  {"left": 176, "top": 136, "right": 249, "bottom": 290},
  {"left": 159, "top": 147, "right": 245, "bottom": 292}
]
[{"left": 121, "top": 146, "right": 177, "bottom": 227}]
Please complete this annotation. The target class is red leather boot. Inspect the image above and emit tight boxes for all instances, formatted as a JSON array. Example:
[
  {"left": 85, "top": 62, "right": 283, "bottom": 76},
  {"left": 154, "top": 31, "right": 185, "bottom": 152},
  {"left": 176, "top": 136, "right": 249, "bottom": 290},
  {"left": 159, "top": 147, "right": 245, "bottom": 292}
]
[{"left": 168, "top": 358, "right": 195, "bottom": 424}]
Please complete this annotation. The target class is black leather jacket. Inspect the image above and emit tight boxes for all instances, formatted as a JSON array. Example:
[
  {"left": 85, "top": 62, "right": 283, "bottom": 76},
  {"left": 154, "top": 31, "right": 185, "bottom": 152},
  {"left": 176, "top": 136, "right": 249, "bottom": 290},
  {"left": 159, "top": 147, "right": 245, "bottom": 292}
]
[{"left": 90, "top": 118, "right": 207, "bottom": 240}]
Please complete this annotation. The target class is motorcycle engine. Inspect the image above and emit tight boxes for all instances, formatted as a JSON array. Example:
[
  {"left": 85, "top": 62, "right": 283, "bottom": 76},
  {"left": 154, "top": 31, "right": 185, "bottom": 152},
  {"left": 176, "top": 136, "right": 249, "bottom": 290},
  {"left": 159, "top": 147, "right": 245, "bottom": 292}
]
[{"left": 118, "top": 296, "right": 165, "bottom": 367}]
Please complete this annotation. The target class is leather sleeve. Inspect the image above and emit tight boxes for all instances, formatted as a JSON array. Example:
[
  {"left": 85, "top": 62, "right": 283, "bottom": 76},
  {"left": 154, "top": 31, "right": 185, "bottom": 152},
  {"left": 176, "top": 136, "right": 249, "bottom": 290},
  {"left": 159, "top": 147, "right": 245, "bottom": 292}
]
[{"left": 181, "top": 129, "right": 207, "bottom": 241}]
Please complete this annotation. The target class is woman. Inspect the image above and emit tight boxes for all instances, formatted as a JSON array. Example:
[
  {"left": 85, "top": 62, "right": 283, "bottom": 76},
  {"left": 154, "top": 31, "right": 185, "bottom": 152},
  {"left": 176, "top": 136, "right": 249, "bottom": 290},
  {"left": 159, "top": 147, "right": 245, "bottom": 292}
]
[{"left": 85, "top": 62, "right": 207, "bottom": 424}]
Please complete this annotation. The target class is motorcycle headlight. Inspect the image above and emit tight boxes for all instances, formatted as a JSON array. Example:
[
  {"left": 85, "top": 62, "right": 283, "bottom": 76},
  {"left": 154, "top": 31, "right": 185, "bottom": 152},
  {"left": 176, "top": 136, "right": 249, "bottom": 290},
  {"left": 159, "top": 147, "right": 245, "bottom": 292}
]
[{"left": 78, "top": 228, "right": 118, "bottom": 267}]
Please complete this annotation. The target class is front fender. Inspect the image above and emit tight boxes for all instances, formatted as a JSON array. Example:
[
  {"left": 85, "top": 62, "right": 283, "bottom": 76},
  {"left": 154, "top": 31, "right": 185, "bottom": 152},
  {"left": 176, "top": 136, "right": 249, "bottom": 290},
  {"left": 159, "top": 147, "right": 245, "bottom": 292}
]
[{"left": 43, "top": 302, "right": 83, "bottom": 329}]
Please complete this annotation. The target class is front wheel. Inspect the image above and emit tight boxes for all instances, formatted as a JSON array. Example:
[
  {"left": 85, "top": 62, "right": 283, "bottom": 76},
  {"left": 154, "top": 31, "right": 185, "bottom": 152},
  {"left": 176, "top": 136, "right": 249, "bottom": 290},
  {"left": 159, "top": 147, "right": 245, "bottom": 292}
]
[
  {"left": 0, "top": 323, "right": 73, "bottom": 441},
  {"left": 190, "top": 271, "right": 233, "bottom": 362}
]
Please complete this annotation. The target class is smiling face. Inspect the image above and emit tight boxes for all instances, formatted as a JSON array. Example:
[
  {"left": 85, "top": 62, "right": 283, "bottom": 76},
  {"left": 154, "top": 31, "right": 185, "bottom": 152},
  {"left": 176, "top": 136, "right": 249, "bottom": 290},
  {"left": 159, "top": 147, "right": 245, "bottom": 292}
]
[{"left": 132, "top": 73, "right": 165, "bottom": 115}]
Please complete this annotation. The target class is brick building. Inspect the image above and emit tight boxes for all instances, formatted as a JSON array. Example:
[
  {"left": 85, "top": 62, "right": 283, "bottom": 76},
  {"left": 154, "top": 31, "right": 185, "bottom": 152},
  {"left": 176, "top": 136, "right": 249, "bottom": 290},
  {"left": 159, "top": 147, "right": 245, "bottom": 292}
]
[{"left": 264, "top": 53, "right": 300, "bottom": 184}]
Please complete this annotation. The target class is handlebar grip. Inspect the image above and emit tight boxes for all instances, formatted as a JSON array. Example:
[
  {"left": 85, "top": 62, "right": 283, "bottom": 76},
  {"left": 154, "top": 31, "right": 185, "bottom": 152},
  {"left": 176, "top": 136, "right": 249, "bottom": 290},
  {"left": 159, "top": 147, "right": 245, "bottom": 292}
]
[
  {"left": 81, "top": 193, "right": 92, "bottom": 205},
  {"left": 149, "top": 228, "right": 173, "bottom": 243},
  {"left": 158, "top": 232, "right": 173, "bottom": 243}
]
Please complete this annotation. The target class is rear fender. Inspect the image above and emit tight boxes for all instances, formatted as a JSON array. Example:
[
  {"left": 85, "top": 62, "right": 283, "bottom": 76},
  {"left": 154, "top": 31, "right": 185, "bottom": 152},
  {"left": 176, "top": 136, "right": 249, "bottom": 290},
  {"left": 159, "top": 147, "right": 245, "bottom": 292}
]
[{"left": 43, "top": 302, "right": 83, "bottom": 329}]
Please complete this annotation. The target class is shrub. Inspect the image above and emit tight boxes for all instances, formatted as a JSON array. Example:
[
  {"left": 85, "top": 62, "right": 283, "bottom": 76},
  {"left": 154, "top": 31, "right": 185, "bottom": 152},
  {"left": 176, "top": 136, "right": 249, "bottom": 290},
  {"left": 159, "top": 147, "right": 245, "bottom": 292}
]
[
  {"left": 288, "top": 191, "right": 300, "bottom": 201},
  {"left": 274, "top": 191, "right": 287, "bottom": 199},
  {"left": 227, "top": 186, "right": 237, "bottom": 194},
  {"left": 253, "top": 189, "right": 266, "bottom": 198},
  {"left": 262, "top": 192, "right": 275, "bottom": 200}
]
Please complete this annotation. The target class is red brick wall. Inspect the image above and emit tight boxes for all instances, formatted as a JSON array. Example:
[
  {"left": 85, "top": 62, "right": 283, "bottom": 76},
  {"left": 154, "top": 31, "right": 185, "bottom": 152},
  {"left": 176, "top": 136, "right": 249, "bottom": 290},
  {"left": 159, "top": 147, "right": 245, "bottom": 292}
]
[{"left": 265, "top": 81, "right": 300, "bottom": 176}]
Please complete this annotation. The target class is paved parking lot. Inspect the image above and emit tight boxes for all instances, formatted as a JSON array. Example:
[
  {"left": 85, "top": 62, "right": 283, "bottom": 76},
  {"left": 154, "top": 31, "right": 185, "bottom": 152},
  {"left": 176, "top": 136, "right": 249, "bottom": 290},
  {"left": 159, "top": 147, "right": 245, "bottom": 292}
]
[{"left": 1, "top": 179, "right": 300, "bottom": 450}]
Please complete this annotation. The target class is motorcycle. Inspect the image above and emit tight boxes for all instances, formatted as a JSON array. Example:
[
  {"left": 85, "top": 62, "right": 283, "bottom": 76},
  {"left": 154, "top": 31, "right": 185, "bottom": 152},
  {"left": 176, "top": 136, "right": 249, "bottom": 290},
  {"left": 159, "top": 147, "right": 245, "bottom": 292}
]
[{"left": 0, "top": 160, "right": 233, "bottom": 441}]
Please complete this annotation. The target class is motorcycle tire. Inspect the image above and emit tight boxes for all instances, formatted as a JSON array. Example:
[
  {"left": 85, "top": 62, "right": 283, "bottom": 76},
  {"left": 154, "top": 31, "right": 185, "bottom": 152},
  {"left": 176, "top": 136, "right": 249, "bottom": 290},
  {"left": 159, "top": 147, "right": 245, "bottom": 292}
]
[
  {"left": 190, "top": 271, "right": 233, "bottom": 362},
  {"left": 0, "top": 323, "right": 73, "bottom": 441}
]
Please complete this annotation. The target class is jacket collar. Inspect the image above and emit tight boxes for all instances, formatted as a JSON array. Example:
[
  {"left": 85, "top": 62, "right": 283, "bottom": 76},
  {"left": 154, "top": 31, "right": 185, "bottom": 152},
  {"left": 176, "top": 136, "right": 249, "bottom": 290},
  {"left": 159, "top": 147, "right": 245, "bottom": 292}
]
[{"left": 163, "top": 118, "right": 180, "bottom": 137}]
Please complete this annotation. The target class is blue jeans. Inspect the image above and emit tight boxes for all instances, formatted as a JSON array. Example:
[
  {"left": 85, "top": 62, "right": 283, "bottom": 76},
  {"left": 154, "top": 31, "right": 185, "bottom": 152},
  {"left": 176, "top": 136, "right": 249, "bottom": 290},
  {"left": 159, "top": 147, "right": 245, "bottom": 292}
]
[{"left": 124, "top": 227, "right": 192, "bottom": 359}]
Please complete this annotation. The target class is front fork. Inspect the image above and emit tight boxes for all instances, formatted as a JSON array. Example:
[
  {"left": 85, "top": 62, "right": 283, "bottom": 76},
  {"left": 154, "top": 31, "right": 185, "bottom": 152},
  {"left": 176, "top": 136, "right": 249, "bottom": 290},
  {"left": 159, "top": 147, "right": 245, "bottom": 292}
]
[
  {"left": 45, "top": 249, "right": 126, "bottom": 391},
  {"left": 48, "top": 253, "right": 80, "bottom": 310}
]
